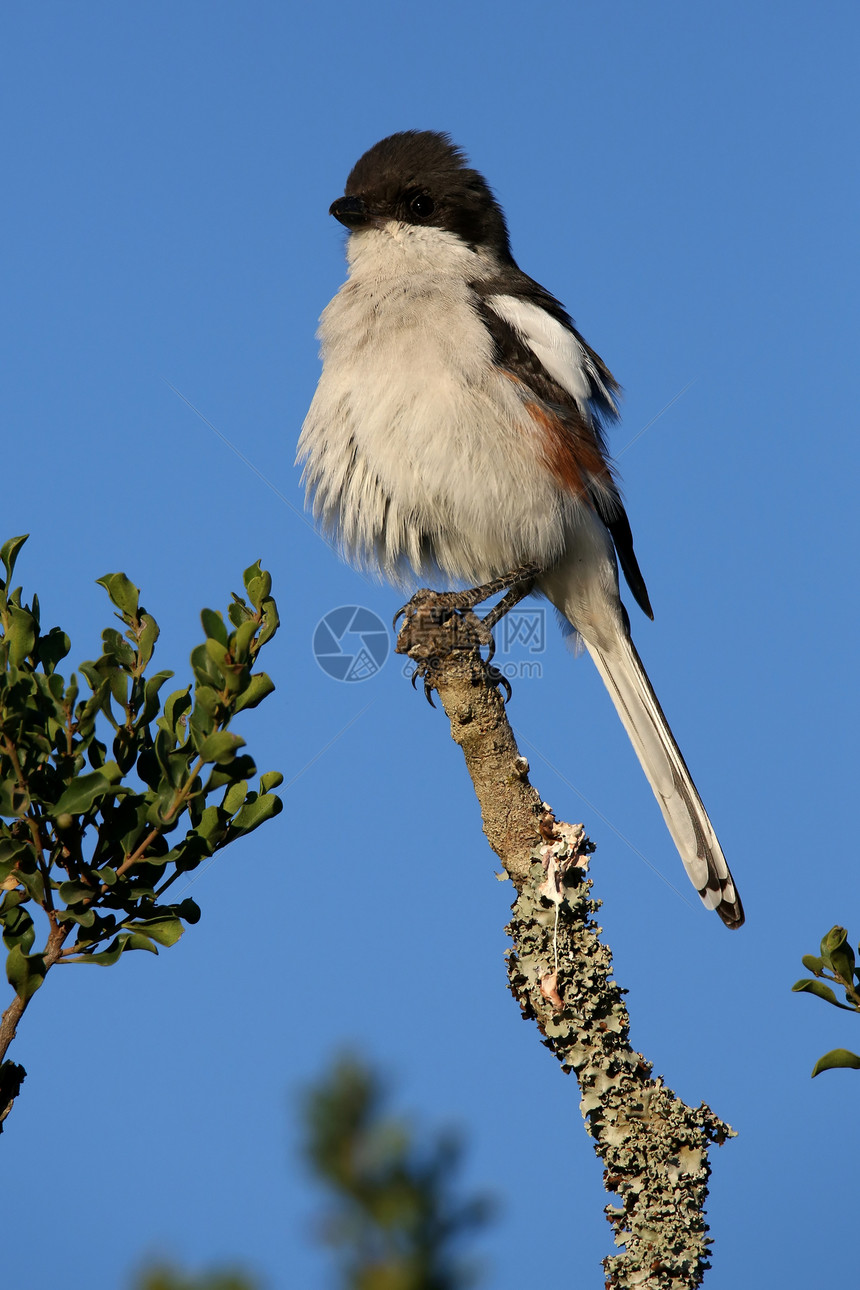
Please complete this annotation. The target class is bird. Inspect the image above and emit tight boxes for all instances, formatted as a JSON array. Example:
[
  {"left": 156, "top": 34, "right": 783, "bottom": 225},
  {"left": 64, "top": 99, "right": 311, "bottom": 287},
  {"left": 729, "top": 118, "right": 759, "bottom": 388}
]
[{"left": 298, "top": 130, "right": 743, "bottom": 928}]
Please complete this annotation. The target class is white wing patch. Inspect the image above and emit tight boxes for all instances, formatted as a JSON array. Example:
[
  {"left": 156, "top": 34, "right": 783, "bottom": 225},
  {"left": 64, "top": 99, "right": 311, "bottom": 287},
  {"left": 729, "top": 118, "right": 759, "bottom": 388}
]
[{"left": 487, "top": 294, "right": 617, "bottom": 414}]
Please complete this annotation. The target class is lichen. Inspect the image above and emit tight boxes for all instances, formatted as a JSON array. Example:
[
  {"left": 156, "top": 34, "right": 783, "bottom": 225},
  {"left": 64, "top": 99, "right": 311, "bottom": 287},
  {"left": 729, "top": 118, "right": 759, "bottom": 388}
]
[{"left": 506, "top": 817, "right": 734, "bottom": 1289}]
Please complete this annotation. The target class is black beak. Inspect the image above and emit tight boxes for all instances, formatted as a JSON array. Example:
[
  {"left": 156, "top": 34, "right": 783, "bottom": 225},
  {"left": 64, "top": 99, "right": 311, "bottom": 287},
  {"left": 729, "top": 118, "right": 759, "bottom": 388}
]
[{"left": 329, "top": 195, "right": 371, "bottom": 229}]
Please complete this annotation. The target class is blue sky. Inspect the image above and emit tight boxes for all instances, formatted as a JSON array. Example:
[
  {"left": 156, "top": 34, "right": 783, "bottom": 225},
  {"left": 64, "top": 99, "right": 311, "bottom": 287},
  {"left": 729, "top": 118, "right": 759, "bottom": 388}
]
[{"left": 2, "top": 2, "right": 859, "bottom": 1285}]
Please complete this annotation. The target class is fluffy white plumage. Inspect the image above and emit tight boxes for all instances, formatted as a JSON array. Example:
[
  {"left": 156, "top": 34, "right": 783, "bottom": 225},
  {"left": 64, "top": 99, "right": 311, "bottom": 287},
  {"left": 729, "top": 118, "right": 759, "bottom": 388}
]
[{"left": 299, "top": 223, "right": 587, "bottom": 584}]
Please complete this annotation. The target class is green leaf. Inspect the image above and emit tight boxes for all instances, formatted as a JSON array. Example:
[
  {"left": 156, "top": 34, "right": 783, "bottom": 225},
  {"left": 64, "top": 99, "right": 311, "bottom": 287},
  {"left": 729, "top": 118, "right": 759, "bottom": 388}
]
[
  {"left": 75, "top": 677, "right": 111, "bottom": 738},
  {"left": 1, "top": 904, "right": 35, "bottom": 954},
  {"left": 822, "top": 925, "right": 849, "bottom": 956},
  {"left": 145, "top": 774, "right": 182, "bottom": 826},
  {"left": 191, "top": 804, "right": 228, "bottom": 847},
  {"left": 203, "top": 637, "right": 243, "bottom": 691},
  {"left": 231, "top": 618, "right": 258, "bottom": 663},
  {"left": 233, "top": 671, "right": 275, "bottom": 713},
  {"left": 0, "top": 535, "right": 28, "bottom": 586},
  {"left": 57, "top": 906, "right": 96, "bottom": 928},
  {"left": 7, "top": 604, "right": 36, "bottom": 666},
  {"left": 108, "top": 666, "right": 129, "bottom": 707},
  {"left": 222, "top": 779, "right": 248, "bottom": 814},
  {"left": 96, "top": 572, "right": 140, "bottom": 618},
  {"left": 6, "top": 944, "right": 46, "bottom": 1000},
  {"left": 202, "top": 754, "right": 256, "bottom": 792},
  {"left": 101, "top": 627, "right": 136, "bottom": 669},
  {"left": 201, "top": 608, "right": 229, "bottom": 646},
  {"left": 158, "top": 685, "right": 192, "bottom": 739},
  {"left": 204, "top": 637, "right": 230, "bottom": 673},
  {"left": 136, "top": 612, "right": 160, "bottom": 671},
  {"left": 190, "top": 642, "right": 224, "bottom": 689},
  {"left": 117, "top": 932, "right": 160, "bottom": 954},
  {"left": 77, "top": 937, "right": 125, "bottom": 965},
  {"left": 37, "top": 626, "right": 71, "bottom": 674},
  {"left": 121, "top": 914, "right": 185, "bottom": 947},
  {"left": 52, "top": 767, "right": 119, "bottom": 817},
  {"left": 165, "top": 831, "right": 211, "bottom": 872},
  {"left": 193, "top": 684, "right": 221, "bottom": 718},
  {"left": 0, "top": 840, "right": 32, "bottom": 883},
  {"left": 0, "top": 778, "right": 29, "bottom": 817},
  {"left": 257, "top": 599, "right": 279, "bottom": 649},
  {"left": 58, "top": 880, "right": 97, "bottom": 907},
  {"left": 198, "top": 731, "right": 245, "bottom": 764},
  {"left": 242, "top": 560, "right": 271, "bottom": 610},
  {"left": 228, "top": 595, "right": 253, "bottom": 628},
  {"left": 260, "top": 771, "right": 284, "bottom": 792},
  {"left": 828, "top": 935, "right": 856, "bottom": 988},
  {"left": 811, "top": 1048, "right": 860, "bottom": 1077},
  {"left": 801, "top": 955, "right": 825, "bottom": 975},
  {"left": 15, "top": 868, "right": 45, "bottom": 904},
  {"left": 141, "top": 669, "right": 174, "bottom": 724},
  {"left": 76, "top": 931, "right": 155, "bottom": 964},
  {"left": 229, "top": 790, "right": 282, "bottom": 837},
  {"left": 189, "top": 690, "right": 217, "bottom": 740},
  {"left": 792, "top": 978, "right": 856, "bottom": 1010}
]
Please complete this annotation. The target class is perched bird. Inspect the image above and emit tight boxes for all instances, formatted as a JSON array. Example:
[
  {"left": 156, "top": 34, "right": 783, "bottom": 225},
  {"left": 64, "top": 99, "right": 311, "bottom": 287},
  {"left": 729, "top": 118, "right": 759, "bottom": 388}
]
[{"left": 298, "top": 130, "right": 743, "bottom": 928}]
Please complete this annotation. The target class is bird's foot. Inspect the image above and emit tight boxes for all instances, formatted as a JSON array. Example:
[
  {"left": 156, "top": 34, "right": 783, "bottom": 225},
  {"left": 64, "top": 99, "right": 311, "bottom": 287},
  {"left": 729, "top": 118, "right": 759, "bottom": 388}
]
[
  {"left": 394, "top": 566, "right": 540, "bottom": 704},
  {"left": 393, "top": 564, "right": 541, "bottom": 641},
  {"left": 394, "top": 589, "right": 494, "bottom": 662},
  {"left": 405, "top": 631, "right": 513, "bottom": 707}
]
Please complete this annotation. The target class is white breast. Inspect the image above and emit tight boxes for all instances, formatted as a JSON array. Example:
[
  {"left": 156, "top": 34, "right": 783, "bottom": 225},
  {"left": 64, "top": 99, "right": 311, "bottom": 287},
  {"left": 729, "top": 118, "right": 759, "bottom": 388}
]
[{"left": 297, "top": 223, "right": 577, "bottom": 585}]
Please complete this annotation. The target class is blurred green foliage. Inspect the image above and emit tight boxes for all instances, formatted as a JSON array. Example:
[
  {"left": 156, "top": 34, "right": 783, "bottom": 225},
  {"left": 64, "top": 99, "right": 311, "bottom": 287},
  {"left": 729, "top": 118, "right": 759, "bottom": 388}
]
[
  {"left": 793, "top": 924, "right": 860, "bottom": 1076},
  {"left": 0, "top": 535, "right": 282, "bottom": 1057},
  {"left": 134, "top": 1269, "right": 258, "bottom": 1290},
  {"left": 130, "top": 1057, "right": 492, "bottom": 1290},
  {"left": 303, "top": 1057, "right": 493, "bottom": 1290}
]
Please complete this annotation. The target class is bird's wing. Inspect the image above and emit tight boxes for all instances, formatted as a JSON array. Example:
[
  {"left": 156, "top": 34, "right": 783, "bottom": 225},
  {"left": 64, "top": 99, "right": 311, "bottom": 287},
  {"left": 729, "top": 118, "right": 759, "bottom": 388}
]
[{"left": 473, "top": 277, "right": 652, "bottom": 618}]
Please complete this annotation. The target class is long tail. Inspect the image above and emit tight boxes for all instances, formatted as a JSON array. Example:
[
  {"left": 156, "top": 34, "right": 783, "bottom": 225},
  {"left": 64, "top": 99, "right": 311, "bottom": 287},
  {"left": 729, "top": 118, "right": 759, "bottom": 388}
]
[{"left": 581, "top": 621, "right": 743, "bottom": 927}]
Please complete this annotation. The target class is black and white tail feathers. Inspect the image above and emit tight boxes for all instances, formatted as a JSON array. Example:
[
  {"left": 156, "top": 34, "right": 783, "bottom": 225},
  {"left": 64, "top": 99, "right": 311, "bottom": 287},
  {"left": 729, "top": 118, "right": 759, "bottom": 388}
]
[{"left": 541, "top": 525, "right": 743, "bottom": 929}]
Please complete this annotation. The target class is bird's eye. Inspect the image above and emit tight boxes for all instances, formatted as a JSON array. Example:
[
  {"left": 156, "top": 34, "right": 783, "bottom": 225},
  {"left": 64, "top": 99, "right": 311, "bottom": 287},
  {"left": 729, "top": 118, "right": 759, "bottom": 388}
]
[{"left": 408, "top": 192, "right": 436, "bottom": 218}]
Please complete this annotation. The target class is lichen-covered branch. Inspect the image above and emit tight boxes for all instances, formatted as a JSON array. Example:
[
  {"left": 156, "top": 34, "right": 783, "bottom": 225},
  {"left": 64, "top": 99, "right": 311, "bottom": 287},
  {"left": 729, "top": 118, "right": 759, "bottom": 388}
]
[
  {"left": 396, "top": 605, "right": 734, "bottom": 1289},
  {"left": 508, "top": 831, "right": 732, "bottom": 1288}
]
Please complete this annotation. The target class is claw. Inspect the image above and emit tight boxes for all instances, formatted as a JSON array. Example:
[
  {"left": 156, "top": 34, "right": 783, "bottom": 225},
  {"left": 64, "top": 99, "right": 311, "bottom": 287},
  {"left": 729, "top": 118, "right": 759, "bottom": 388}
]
[
  {"left": 408, "top": 659, "right": 437, "bottom": 706},
  {"left": 487, "top": 665, "right": 513, "bottom": 703}
]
